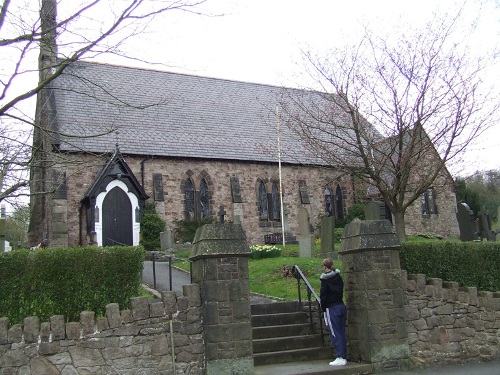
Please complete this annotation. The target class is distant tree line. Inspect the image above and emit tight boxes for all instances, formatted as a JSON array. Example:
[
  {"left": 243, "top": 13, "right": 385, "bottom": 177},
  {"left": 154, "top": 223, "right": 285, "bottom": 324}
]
[{"left": 455, "top": 169, "right": 500, "bottom": 224}]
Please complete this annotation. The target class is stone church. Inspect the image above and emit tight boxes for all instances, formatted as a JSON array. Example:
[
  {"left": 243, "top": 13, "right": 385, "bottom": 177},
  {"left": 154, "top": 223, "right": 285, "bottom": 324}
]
[{"left": 29, "top": 61, "right": 459, "bottom": 247}]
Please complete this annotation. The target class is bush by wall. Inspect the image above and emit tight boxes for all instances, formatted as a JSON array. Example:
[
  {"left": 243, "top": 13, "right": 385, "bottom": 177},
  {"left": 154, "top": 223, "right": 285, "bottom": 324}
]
[
  {"left": 140, "top": 203, "right": 166, "bottom": 251},
  {"left": 173, "top": 218, "right": 213, "bottom": 243},
  {"left": 0, "top": 246, "right": 144, "bottom": 324},
  {"left": 400, "top": 241, "right": 500, "bottom": 292}
]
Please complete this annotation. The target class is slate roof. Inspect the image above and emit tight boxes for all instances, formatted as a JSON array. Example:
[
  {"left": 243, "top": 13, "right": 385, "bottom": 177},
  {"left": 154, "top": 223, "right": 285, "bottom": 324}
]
[{"left": 50, "top": 61, "right": 360, "bottom": 165}]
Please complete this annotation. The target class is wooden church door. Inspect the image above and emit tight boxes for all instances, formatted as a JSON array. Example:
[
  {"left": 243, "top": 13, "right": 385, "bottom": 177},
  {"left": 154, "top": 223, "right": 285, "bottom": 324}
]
[{"left": 102, "top": 186, "right": 133, "bottom": 246}]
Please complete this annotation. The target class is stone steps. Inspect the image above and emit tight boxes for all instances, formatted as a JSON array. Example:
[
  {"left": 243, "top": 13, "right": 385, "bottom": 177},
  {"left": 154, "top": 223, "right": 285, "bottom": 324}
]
[
  {"left": 251, "top": 301, "right": 332, "bottom": 366},
  {"left": 251, "top": 301, "right": 373, "bottom": 374}
]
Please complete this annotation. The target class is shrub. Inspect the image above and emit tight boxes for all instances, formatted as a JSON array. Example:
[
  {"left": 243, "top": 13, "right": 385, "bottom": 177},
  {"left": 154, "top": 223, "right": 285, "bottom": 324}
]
[
  {"left": 140, "top": 203, "right": 166, "bottom": 251},
  {"left": 249, "top": 244, "right": 282, "bottom": 259},
  {"left": 400, "top": 241, "right": 500, "bottom": 292},
  {"left": 172, "top": 218, "right": 214, "bottom": 243},
  {"left": 0, "top": 246, "right": 144, "bottom": 324}
]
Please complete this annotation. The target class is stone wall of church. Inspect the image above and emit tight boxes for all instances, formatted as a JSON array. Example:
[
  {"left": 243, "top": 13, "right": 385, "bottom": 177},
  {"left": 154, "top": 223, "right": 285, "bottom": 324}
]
[
  {"left": 404, "top": 172, "right": 459, "bottom": 238},
  {"left": 56, "top": 153, "right": 459, "bottom": 247},
  {"left": 128, "top": 157, "right": 354, "bottom": 245}
]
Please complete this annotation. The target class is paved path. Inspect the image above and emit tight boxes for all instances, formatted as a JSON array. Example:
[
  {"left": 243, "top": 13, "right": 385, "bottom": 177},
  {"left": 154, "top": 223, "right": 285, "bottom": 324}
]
[
  {"left": 382, "top": 360, "right": 500, "bottom": 375},
  {"left": 142, "top": 260, "right": 191, "bottom": 296}
]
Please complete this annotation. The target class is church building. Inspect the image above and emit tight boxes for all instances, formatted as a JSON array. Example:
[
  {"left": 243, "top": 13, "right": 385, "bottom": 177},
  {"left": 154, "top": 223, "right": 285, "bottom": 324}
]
[{"left": 29, "top": 61, "right": 459, "bottom": 247}]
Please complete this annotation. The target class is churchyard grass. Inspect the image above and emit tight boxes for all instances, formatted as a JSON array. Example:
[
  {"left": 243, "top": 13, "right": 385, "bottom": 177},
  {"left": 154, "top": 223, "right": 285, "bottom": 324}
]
[
  {"left": 170, "top": 245, "right": 340, "bottom": 300},
  {"left": 168, "top": 235, "right": 454, "bottom": 300}
]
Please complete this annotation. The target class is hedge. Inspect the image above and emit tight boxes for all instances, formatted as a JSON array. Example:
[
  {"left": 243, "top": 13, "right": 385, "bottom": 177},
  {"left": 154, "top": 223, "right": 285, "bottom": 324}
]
[
  {"left": 400, "top": 241, "right": 500, "bottom": 292},
  {"left": 0, "top": 246, "right": 144, "bottom": 324}
]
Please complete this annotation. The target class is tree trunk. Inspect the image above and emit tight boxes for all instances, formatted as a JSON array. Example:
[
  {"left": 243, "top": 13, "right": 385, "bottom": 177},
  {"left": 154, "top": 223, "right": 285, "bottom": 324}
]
[
  {"left": 28, "top": 0, "right": 58, "bottom": 246},
  {"left": 393, "top": 210, "right": 407, "bottom": 242}
]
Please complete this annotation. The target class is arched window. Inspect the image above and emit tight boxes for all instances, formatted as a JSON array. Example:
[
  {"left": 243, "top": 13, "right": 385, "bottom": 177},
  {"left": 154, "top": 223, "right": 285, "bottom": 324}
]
[
  {"left": 421, "top": 188, "right": 438, "bottom": 215},
  {"left": 324, "top": 187, "right": 333, "bottom": 217},
  {"left": 271, "top": 181, "right": 281, "bottom": 221},
  {"left": 184, "top": 178, "right": 195, "bottom": 220},
  {"left": 258, "top": 181, "right": 268, "bottom": 219},
  {"left": 199, "top": 178, "right": 209, "bottom": 219},
  {"left": 335, "top": 185, "right": 344, "bottom": 219}
]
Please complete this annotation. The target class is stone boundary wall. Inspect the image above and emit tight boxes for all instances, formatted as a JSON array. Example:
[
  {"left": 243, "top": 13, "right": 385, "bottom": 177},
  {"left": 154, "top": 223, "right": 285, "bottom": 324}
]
[
  {"left": 404, "top": 272, "right": 500, "bottom": 365},
  {"left": 0, "top": 286, "right": 204, "bottom": 375}
]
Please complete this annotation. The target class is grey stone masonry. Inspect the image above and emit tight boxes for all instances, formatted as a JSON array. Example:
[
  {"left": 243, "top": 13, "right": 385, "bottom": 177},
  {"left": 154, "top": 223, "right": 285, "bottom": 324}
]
[
  {"left": 0, "top": 290, "right": 204, "bottom": 374},
  {"left": 405, "top": 273, "right": 500, "bottom": 365},
  {"left": 340, "top": 219, "right": 410, "bottom": 373},
  {"left": 190, "top": 223, "right": 254, "bottom": 375}
]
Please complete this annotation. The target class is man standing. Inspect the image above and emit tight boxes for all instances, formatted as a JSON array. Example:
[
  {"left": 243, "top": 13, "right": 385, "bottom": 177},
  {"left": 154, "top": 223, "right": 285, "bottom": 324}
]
[{"left": 320, "top": 258, "right": 347, "bottom": 366}]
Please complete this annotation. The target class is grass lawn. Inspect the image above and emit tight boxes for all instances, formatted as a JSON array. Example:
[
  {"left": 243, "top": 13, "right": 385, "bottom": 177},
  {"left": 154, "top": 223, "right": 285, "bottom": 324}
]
[
  {"left": 170, "top": 243, "right": 340, "bottom": 301},
  {"left": 168, "top": 235, "right": 445, "bottom": 300}
]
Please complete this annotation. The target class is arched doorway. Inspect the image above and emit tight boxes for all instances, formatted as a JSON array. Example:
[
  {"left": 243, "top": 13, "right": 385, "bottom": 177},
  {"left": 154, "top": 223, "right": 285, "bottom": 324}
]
[{"left": 102, "top": 186, "right": 133, "bottom": 246}]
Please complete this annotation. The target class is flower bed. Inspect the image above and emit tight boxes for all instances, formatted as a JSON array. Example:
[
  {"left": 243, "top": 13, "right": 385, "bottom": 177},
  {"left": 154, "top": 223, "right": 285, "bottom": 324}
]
[{"left": 249, "top": 244, "right": 282, "bottom": 259}]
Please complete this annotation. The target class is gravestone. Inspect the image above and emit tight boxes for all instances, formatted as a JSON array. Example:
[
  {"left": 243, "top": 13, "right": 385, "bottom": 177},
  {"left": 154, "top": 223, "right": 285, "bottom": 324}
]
[
  {"left": 297, "top": 207, "right": 314, "bottom": 258},
  {"left": 320, "top": 215, "right": 335, "bottom": 259},
  {"left": 0, "top": 206, "right": 5, "bottom": 253},
  {"left": 232, "top": 205, "right": 243, "bottom": 224},
  {"left": 160, "top": 228, "right": 172, "bottom": 251},
  {"left": 456, "top": 203, "right": 475, "bottom": 241},
  {"left": 477, "top": 210, "right": 496, "bottom": 241},
  {"left": 364, "top": 200, "right": 385, "bottom": 221}
]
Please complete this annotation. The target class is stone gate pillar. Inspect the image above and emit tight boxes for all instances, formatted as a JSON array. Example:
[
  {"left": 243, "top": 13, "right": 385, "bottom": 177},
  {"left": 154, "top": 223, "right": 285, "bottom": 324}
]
[
  {"left": 339, "top": 219, "right": 410, "bottom": 373},
  {"left": 190, "top": 223, "right": 253, "bottom": 375}
]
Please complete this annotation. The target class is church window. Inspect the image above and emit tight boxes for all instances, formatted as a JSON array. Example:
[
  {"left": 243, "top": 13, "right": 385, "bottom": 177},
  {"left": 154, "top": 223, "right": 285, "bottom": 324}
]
[
  {"left": 335, "top": 185, "right": 345, "bottom": 219},
  {"left": 258, "top": 181, "right": 268, "bottom": 219},
  {"left": 271, "top": 181, "right": 281, "bottom": 221},
  {"left": 324, "top": 187, "right": 333, "bottom": 217},
  {"left": 184, "top": 178, "right": 195, "bottom": 220},
  {"left": 199, "top": 178, "right": 209, "bottom": 219},
  {"left": 421, "top": 188, "right": 438, "bottom": 216}
]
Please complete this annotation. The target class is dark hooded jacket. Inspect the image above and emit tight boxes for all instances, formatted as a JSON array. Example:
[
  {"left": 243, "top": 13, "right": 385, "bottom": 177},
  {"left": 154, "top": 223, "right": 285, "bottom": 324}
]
[{"left": 320, "top": 269, "right": 344, "bottom": 312}]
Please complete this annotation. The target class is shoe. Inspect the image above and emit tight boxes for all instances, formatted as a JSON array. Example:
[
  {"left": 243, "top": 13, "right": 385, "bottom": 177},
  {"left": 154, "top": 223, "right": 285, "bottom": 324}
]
[{"left": 329, "top": 357, "right": 347, "bottom": 366}]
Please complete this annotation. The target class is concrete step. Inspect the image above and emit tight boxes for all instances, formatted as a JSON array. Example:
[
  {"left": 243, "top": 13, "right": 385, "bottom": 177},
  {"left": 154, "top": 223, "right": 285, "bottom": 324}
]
[
  {"left": 252, "top": 322, "right": 312, "bottom": 340},
  {"left": 254, "top": 346, "right": 334, "bottom": 366},
  {"left": 252, "top": 311, "right": 308, "bottom": 327},
  {"left": 251, "top": 301, "right": 301, "bottom": 315},
  {"left": 254, "top": 359, "right": 373, "bottom": 375},
  {"left": 253, "top": 334, "right": 324, "bottom": 353}
]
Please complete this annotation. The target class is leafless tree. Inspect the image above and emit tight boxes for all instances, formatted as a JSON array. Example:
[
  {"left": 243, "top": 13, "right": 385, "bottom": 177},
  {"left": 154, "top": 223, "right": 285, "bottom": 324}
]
[
  {"left": 0, "top": 0, "right": 208, "bottom": 243},
  {"left": 0, "top": 0, "right": 207, "bottom": 201},
  {"left": 280, "top": 9, "right": 499, "bottom": 240}
]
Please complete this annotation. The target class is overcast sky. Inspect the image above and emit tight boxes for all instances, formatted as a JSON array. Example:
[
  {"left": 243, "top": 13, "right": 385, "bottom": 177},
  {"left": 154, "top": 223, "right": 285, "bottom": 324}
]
[{"left": 94, "top": 0, "right": 498, "bottom": 176}]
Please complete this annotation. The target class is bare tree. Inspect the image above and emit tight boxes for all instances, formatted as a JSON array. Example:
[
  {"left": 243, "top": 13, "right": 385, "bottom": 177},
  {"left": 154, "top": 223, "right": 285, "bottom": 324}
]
[
  {"left": 280, "top": 9, "right": 498, "bottom": 240},
  {"left": 0, "top": 0, "right": 207, "bottom": 244}
]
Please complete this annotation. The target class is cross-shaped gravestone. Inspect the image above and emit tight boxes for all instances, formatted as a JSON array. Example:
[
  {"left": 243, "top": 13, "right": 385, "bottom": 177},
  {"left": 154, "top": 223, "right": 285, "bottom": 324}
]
[{"left": 218, "top": 205, "right": 227, "bottom": 224}]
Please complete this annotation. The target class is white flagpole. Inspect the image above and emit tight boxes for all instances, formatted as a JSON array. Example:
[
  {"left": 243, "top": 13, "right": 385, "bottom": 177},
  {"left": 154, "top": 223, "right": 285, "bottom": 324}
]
[{"left": 276, "top": 105, "right": 286, "bottom": 247}]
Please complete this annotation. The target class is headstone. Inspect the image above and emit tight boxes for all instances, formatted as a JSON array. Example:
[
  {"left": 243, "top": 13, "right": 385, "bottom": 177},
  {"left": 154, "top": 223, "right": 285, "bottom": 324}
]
[
  {"left": 160, "top": 229, "right": 172, "bottom": 251},
  {"left": 232, "top": 205, "right": 243, "bottom": 225},
  {"left": 4, "top": 241, "right": 11, "bottom": 252},
  {"left": 320, "top": 216, "right": 335, "bottom": 258},
  {"left": 364, "top": 201, "right": 386, "bottom": 221},
  {"left": 297, "top": 207, "right": 314, "bottom": 258},
  {"left": 0, "top": 206, "right": 5, "bottom": 253},
  {"left": 456, "top": 203, "right": 474, "bottom": 241},
  {"left": 477, "top": 210, "right": 496, "bottom": 241}
]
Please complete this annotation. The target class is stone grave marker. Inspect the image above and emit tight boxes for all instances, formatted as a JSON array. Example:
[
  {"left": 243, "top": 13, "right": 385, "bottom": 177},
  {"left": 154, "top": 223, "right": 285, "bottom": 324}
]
[
  {"left": 298, "top": 207, "right": 314, "bottom": 257},
  {"left": 160, "top": 228, "right": 172, "bottom": 251},
  {"left": 320, "top": 216, "right": 335, "bottom": 258},
  {"left": 0, "top": 206, "right": 5, "bottom": 253},
  {"left": 456, "top": 203, "right": 475, "bottom": 241},
  {"left": 476, "top": 210, "right": 496, "bottom": 241}
]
